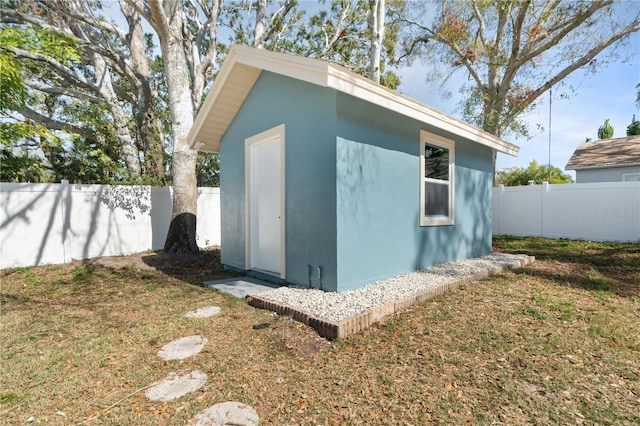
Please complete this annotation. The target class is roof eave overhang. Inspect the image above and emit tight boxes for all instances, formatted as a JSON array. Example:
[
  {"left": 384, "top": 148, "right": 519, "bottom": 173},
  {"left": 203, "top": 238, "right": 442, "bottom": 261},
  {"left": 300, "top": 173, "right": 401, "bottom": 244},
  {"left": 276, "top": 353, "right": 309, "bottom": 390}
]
[
  {"left": 188, "top": 45, "right": 519, "bottom": 157},
  {"left": 326, "top": 65, "right": 519, "bottom": 156},
  {"left": 567, "top": 162, "right": 640, "bottom": 171},
  {"left": 187, "top": 46, "right": 331, "bottom": 153}
]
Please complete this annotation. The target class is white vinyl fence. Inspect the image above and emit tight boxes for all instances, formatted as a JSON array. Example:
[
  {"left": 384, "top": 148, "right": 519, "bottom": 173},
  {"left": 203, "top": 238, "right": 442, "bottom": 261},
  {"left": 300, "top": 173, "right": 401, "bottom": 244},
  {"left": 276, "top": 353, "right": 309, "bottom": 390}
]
[
  {"left": 0, "top": 181, "right": 220, "bottom": 269},
  {"left": 492, "top": 182, "right": 640, "bottom": 243},
  {"left": 4, "top": 180, "right": 636, "bottom": 269}
]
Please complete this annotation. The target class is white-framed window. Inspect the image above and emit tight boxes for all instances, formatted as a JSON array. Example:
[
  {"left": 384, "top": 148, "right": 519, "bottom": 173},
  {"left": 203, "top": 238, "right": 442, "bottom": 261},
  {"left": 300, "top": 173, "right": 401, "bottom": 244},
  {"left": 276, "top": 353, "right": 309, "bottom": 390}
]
[
  {"left": 420, "top": 130, "right": 455, "bottom": 226},
  {"left": 622, "top": 172, "right": 640, "bottom": 182}
]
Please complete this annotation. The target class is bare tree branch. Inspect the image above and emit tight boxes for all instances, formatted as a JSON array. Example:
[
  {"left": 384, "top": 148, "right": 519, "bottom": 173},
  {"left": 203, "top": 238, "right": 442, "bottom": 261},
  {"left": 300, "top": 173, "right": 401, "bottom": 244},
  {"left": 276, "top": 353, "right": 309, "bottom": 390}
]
[
  {"left": 195, "top": 0, "right": 211, "bottom": 16},
  {"left": 434, "top": 27, "right": 486, "bottom": 94},
  {"left": 122, "top": 0, "right": 154, "bottom": 31},
  {"left": 254, "top": 0, "right": 296, "bottom": 49},
  {"left": 2, "top": 45, "right": 101, "bottom": 94},
  {"left": 526, "top": 19, "right": 639, "bottom": 114},
  {"left": 394, "top": 14, "right": 433, "bottom": 62},
  {"left": 399, "top": 0, "right": 639, "bottom": 139},
  {"left": 520, "top": 1, "right": 612, "bottom": 67},
  {"left": 198, "top": 0, "right": 219, "bottom": 78},
  {"left": 472, "top": 2, "right": 488, "bottom": 47},
  {"left": 0, "top": 7, "right": 73, "bottom": 37},
  {"left": 23, "top": 79, "right": 105, "bottom": 104},
  {"left": 19, "top": 106, "right": 93, "bottom": 139},
  {"left": 397, "top": 34, "right": 430, "bottom": 62},
  {"left": 320, "top": 2, "right": 351, "bottom": 59},
  {"left": 40, "top": 0, "right": 129, "bottom": 42},
  {"left": 505, "top": 0, "right": 531, "bottom": 77}
]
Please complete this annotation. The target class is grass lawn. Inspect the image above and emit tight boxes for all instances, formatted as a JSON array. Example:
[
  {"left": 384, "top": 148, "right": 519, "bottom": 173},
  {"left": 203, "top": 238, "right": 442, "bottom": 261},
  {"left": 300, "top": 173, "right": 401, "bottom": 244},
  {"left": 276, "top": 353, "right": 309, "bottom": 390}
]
[{"left": 1, "top": 237, "right": 639, "bottom": 425}]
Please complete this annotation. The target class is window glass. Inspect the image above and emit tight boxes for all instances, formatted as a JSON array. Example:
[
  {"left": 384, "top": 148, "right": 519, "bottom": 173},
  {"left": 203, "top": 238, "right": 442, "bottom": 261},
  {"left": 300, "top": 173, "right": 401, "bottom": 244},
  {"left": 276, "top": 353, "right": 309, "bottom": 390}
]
[
  {"left": 425, "top": 180, "right": 449, "bottom": 217},
  {"left": 424, "top": 144, "right": 449, "bottom": 181},
  {"left": 420, "top": 132, "right": 454, "bottom": 226},
  {"left": 622, "top": 173, "right": 640, "bottom": 182}
]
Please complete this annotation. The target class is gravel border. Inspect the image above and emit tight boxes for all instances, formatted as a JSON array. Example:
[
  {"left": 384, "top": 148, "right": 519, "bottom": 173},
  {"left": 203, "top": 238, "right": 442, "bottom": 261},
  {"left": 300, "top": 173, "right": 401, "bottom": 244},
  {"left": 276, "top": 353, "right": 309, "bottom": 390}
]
[{"left": 248, "top": 253, "right": 534, "bottom": 339}]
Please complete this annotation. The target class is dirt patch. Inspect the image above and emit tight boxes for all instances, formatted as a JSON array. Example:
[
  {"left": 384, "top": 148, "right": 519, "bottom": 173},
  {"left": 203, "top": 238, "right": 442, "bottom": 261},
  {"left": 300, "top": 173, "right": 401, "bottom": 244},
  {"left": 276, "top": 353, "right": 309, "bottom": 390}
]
[
  {"left": 265, "top": 316, "right": 333, "bottom": 356},
  {"left": 83, "top": 246, "right": 219, "bottom": 270},
  {"left": 81, "top": 246, "right": 230, "bottom": 283}
]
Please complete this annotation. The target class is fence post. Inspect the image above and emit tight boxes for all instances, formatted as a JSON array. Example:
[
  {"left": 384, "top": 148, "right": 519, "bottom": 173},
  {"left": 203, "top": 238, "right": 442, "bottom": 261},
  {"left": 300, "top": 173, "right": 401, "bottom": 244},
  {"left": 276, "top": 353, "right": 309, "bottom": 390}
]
[
  {"left": 541, "top": 182, "right": 549, "bottom": 238},
  {"left": 496, "top": 184, "right": 504, "bottom": 235},
  {"left": 58, "top": 180, "right": 71, "bottom": 264}
]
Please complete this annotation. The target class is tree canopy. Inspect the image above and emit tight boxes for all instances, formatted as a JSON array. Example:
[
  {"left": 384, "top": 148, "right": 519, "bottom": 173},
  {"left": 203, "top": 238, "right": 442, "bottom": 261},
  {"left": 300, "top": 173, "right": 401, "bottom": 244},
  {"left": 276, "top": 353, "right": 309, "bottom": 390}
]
[
  {"left": 496, "top": 159, "right": 574, "bottom": 186},
  {"left": 1, "top": 1, "right": 402, "bottom": 187},
  {"left": 397, "top": 0, "right": 640, "bottom": 139},
  {"left": 627, "top": 114, "right": 640, "bottom": 136},
  {"left": 598, "top": 118, "right": 614, "bottom": 139},
  {"left": 1, "top": 0, "right": 402, "bottom": 253}
]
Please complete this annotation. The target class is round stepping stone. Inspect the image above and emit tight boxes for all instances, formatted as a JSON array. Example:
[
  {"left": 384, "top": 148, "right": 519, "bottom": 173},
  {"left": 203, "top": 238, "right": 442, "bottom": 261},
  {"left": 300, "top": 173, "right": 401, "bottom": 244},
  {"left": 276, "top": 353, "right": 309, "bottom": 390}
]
[
  {"left": 184, "top": 306, "right": 221, "bottom": 318},
  {"left": 157, "top": 335, "right": 208, "bottom": 361},
  {"left": 145, "top": 370, "right": 207, "bottom": 402},
  {"left": 188, "top": 401, "right": 259, "bottom": 426}
]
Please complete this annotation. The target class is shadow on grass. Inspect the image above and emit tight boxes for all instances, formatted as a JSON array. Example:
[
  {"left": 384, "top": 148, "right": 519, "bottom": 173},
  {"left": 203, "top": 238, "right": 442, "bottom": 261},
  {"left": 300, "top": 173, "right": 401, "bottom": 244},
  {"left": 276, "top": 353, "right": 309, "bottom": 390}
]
[
  {"left": 75, "top": 247, "right": 236, "bottom": 285},
  {"left": 493, "top": 236, "right": 640, "bottom": 298},
  {"left": 140, "top": 247, "right": 237, "bottom": 284},
  {"left": 1, "top": 248, "right": 239, "bottom": 314}
]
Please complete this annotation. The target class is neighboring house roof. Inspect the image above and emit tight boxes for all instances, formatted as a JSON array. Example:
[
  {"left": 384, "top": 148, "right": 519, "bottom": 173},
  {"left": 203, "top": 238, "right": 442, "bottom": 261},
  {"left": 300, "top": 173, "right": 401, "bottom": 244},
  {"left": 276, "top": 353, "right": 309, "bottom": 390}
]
[
  {"left": 187, "top": 45, "right": 519, "bottom": 156},
  {"left": 565, "top": 135, "right": 640, "bottom": 171}
]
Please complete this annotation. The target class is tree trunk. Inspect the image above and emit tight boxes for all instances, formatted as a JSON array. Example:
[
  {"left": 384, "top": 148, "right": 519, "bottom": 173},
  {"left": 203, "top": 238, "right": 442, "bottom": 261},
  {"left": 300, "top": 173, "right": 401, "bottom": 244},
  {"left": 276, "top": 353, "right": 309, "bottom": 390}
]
[
  {"left": 164, "top": 151, "right": 199, "bottom": 254},
  {"left": 254, "top": 0, "right": 267, "bottom": 48},
  {"left": 120, "top": 0, "right": 165, "bottom": 183},
  {"left": 482, "top": 103, "right": 504, "bottom": 187},
  {"left": 151, "top": 0, "right": 200, "bottom": 255},
  {"left": 91, "top": 52, "right": 141, "bottom": 177},
  {"left": 368, "top": 0, "right": 385, "bottom": 83}
]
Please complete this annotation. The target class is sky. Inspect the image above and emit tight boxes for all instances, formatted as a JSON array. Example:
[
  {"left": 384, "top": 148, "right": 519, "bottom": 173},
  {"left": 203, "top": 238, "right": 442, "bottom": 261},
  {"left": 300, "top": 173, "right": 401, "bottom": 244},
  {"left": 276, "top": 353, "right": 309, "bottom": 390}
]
[{"left": 396, "top": 28, "right": 640, "bottom": 179}]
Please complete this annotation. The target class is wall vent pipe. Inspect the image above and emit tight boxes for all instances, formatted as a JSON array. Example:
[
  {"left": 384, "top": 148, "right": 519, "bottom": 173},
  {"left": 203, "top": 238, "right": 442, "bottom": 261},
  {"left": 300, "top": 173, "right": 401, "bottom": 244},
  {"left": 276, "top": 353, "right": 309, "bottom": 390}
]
[{"left": 316, "top": 266, "right": 322, "bottom": 291}]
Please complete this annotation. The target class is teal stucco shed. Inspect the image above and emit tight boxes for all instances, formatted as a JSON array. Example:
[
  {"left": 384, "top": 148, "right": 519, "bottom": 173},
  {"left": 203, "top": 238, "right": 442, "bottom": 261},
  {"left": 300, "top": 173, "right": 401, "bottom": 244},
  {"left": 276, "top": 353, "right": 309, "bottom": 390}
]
[{"left": 187, "top": 45, "right": 519, "bottom": 293}]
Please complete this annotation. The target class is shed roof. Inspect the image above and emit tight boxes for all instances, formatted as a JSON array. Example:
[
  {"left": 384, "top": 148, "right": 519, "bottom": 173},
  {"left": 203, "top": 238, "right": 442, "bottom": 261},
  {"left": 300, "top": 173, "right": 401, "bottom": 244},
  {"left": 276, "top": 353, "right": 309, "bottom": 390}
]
[
  {"left": 187, "top": 45, "right": 519, "bottom": 156},
  {"left": 565, "top": 135, "right": 640, "bottom": 170}
]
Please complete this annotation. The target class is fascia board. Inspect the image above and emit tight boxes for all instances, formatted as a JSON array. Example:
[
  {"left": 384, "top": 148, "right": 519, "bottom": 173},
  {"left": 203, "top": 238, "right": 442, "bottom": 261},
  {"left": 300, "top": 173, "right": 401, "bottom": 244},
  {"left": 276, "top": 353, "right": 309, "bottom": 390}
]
[
  {"left": 186, "top": 47, "right": 240, "bottom": 151},
  {"left": 568, "top": 162, "right": 640, "bottom": 171},
  {"left": 187, "top": 46, "right": 331, "bottom": 152},
  {"left": 231, "top": 45, "right": 331, "bottom": 88}
]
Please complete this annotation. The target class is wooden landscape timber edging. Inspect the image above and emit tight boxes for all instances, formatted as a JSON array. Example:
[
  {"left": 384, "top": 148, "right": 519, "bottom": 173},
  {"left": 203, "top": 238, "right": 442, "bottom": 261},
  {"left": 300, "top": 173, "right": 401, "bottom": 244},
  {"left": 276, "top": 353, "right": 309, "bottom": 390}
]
[{"left": 247, "top": 256, "right": 535, "bottom": 340}]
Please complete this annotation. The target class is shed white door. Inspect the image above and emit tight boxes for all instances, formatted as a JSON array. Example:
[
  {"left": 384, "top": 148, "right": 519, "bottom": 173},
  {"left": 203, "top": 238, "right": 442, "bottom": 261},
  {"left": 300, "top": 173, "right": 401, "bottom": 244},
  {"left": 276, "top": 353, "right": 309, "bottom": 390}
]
[{"left": 248, "top": 133, "right": 283, "bottom": 275}]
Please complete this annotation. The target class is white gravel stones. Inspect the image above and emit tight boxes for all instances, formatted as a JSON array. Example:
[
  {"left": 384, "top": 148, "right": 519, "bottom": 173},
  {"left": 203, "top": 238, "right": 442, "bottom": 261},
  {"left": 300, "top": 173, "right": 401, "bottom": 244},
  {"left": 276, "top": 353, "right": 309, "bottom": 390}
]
[
  {"left": 145, "top": 370, "right": 208, "bottom": 402},
  {"left": 189, "top": 401, "right": 259, "bottom": 426},
  {"left": 157, "top": 335, "right": 208, "bottom": 361},
  {"left": 257, "top": 252, "right": 530, "bottom": 322},
  {"left": 184, "top": 306, "right": 222, "bottom": 318}
]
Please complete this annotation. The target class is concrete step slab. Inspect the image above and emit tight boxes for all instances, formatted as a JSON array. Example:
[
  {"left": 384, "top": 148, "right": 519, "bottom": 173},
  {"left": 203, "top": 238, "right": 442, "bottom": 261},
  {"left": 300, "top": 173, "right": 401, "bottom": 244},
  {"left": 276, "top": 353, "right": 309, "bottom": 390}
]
[
  {"left": 204, "top": 276, "right": 280, "bottom": 299},
  {"left": 157, "top": 335, "right": 208, "bottom": 361},
  {"left": 189, "top": 401, "right": 259, "bottom": 426},
  {"left": 145, "top": 370, "right": 207, "bottom": 402}
]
